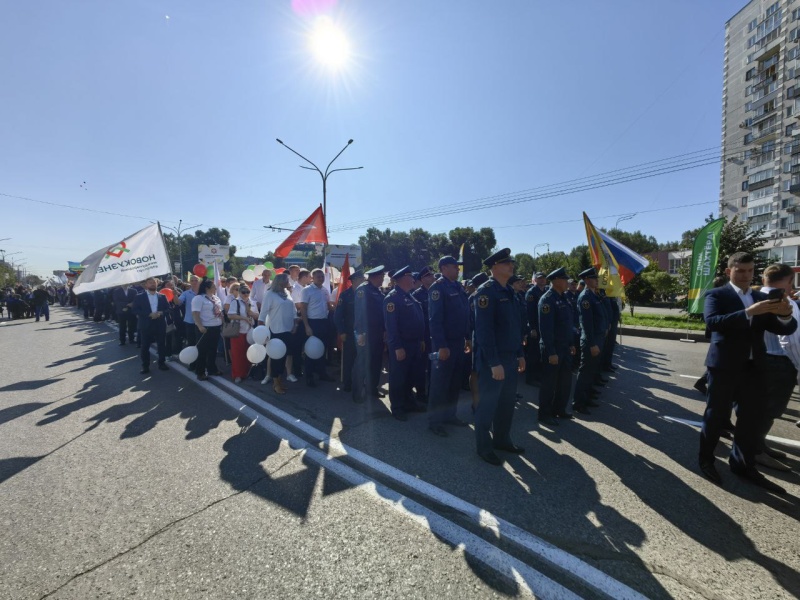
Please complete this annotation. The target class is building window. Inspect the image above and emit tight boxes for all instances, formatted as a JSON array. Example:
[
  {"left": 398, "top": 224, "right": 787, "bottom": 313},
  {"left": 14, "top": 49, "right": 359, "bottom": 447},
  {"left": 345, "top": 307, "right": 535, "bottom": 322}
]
[
  {"left": 742, "top": 197, "right": 748, "bottom": 207},
  {"left": 743, "top": 166, "right": 748, "bottom": 175},
  {"left": 781, "top": 217, "right": 789, "bottom": 229},
  {"left": 743, "top": 181, "right": 749, "bottom": 191}
]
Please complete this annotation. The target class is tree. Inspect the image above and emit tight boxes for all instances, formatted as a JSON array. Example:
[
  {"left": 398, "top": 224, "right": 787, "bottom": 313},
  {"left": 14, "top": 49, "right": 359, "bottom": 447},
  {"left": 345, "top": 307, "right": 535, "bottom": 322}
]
[
  {"left": 447, "top": 227, "right": 497, "bottom": 278},
  {"left": 513, "top": 253, "right": 535, "bottom": 281},
  {"left": 716, "top": 215, "right": 769, "bottom": 281},
  {"left": 642, "top": 269, "right": 678, "bottom": 302},
  {"left": 601, "top": 228, "right": 659, "bottom": 254},
  {"left": 0, "top": 263, "right": 17, "bottom": 287},
  {"left": 624, "top": 275, "right": 655, "bottom": 315},
  {"left": 532, "top": 251, "right": 569, "bottom": 278},
  {"left": 164, "top": 227, "right": 243, "bottom": 278}
]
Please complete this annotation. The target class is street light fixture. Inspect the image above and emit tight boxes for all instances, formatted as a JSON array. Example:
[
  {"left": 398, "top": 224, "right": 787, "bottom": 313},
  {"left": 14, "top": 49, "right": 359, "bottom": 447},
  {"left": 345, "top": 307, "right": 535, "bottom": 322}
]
[
  {"left": 160, "top": 219, "right": 202, "bottom": 276},
  {"left": 615, "top": 213, "right": 637, "bottom": 230},
  {"left": 275, "top": 138, "right": 362, "bottom": 228},
  {"left": 533, "top": 243, "right": 550, "bottom": 258}
]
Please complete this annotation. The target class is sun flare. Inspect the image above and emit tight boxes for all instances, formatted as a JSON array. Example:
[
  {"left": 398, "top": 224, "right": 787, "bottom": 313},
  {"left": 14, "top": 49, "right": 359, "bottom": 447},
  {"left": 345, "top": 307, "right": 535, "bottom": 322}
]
[{"left": 309, "top": 17, "right": 350, "bottom": 69}]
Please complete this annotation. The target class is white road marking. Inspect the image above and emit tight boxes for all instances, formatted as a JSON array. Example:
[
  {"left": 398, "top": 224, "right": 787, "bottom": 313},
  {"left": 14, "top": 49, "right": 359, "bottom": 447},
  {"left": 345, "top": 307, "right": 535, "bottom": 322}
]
[
  {"left": 662, "top": 416, "right": 800, "bottom": 449},
  {"left": 678, "top": 375, "right": 700, "bottom": 379}
]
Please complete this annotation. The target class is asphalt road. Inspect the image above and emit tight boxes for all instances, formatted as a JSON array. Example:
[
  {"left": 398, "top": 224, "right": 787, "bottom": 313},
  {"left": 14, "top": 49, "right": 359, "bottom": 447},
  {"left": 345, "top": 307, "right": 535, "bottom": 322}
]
[{"left": 1, "top": 307, "right": 799, "bottom": 599}]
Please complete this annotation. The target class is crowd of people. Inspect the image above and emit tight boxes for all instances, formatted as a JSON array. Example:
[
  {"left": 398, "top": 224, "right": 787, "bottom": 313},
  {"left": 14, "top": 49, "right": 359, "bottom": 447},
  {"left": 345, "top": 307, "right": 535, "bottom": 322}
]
[
  {"left": 34, "top": 247, "right": 799, "bottom": 482},
  {"left": 0, "top": 283, "right": 63, "bottom": 321}
]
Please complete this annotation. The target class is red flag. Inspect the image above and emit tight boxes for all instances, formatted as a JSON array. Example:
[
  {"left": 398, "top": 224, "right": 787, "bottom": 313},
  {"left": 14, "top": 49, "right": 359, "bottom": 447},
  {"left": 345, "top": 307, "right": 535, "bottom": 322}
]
[
  {"left": 274, "top": 205, "right": 328, "bottom": 258},
  {"left": 339, "top": 253, "right": 352, "bottom": 295}
]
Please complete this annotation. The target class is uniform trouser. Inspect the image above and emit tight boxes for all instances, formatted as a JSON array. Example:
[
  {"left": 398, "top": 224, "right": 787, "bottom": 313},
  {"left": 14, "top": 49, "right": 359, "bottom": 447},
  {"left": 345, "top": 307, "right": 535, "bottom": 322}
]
[
  {"left": 304, "top": 318, "right": 329, "bottom": 379},
  {"left": 34, "top": 303, "right": 50, "bottom": 321},
  {"left": 117, "top": 311, "right": 136, "bottom": 343},
  {"left": 538, "top": 348, "right": 573, "bottom": 418},
  {"left": 573, "top": 341, "right": 603, "bottom": 407},
  {"left": 82, "top": 299, "right": 94, "bottom": 319},
  {"left": 341, "top": 334, "right": 356, "bottom": 388},
  {"left": 414, "top": 351, "right": 429, "bottom": 399},
  {"left": 387, "top": 340, "right": 422, "bottom": 412},
  {"left": 601, "top": 321, "right": 618, "bottom": 369},
  {"left": 700, "top": 364, "right": 763, "bottom": 471},
  {"left": 139, "top": 322, "right": 166, "bottom": 368},
  {"left": 428, "top": 342, "right": 467, "bottom": 426},
  {"left": 353, "top": 336, "right": 384, "bottom": 402},
  {"left": 757, "top": 355, "right": 797, "bottom": 452},
  {"left": 475, "top": 353, "right": 519, "bottom": 455},
  {"left": 525, "top": 335, "right": 542, "bottom": 382}
]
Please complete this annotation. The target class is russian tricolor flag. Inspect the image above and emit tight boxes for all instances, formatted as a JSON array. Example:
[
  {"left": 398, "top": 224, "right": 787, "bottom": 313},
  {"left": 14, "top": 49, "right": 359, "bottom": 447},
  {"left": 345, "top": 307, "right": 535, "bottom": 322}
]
[{"left": 597, "top": 230, "right": 649, "bottom": 285}]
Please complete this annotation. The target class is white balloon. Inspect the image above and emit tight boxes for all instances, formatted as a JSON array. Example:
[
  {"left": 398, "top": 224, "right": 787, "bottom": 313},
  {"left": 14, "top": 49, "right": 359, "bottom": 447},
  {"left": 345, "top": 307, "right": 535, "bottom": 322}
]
[
  {"left": 253, "top": 264, "right": 265, "bottom": 276},
  {"left": 266, "top": 337, "right": 287, "bottom": 359},
  {"left": 304, "top": 335, "right": 325, "bottom": 360},
  {"left": 252, "top": 325, "right": 270, "bottom": 345},
  {"left": 246, "top": 344, "right": 267, "bottom": 364},
  {"left": 246, "top": 329, "right": 255, "bottom": 345},
  {"left": 179, "top": 346, "right": 198, "bottom": 365},
  {"left": 242, "top": 269, "right": 256, "bottom": 282}
]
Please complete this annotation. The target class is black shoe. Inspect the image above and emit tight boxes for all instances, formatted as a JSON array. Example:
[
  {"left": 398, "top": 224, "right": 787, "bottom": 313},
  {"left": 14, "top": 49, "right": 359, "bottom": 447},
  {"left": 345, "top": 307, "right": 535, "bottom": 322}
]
[
  {"left": 119, "top": 341, "right": 126, "bottom": 346},
  {"left": 140, "top": 368, "right": 150, "bottom": 375},
  {"left": 730, "top": 466, "right": 786, "bottom": 494},
  {"left": 429, "top": 425, "right": 448, "bottom": 437},
  {"left": 515, "top": 392, "right": 523, "bottom": 399},
  {"left": 586, "top": 400, "right": 600, "bottom": 408},
  {"left": 555, "top": 412, "right": 574, "bottom": 420},
  {"left": 539, "top": 417, "right": 560, "bottom": 427},
  {"left": 342, "top": 384, "right": 352, "bottom": 392},
  {"left": 318, "top": 374, "right": 336, "bottom": 382},
  {"left": 444, "top": 418, "right": 469, "bottom": 427},
  {"left": 306, "top": 378, "right": 317, "bottom": 388},
  {"left": 573, "top": 405, "right": 591, "bottom": 415},
  {"left": 158, "top": 364, "right": 169, "bottom": 371},
  {"left": 478, "top": 451, "right": 503, "bottom": 466},
  {"left": 393, "top": 410, "right": 408, "bottom": 422},
  {"left": 699, "top": 459, "right": 722, "bottom": 485},
  {"left": 493, "top": 443, "right": 525, "bottom": 455},
  {"left": 371, "top": 389, "right": 386, "bottom": 398},
  {"left": 198, "top": 373, "right": 208, "bottom": 381},
  {"left": 406, "top": 403, "right": 427, "bottom": 413},
  {"left": 693, "top": 379, "right": 707, "bottom": 396}
]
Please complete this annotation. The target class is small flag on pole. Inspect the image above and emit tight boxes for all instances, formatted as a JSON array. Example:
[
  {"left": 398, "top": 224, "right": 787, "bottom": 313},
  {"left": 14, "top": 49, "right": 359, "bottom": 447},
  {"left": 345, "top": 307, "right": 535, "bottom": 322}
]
[
  {"left": 457, "top": 243, "right": 465, "bottom": 282},
  {"left": 274, "top": 205, "right": 328, "bottom": 258}
]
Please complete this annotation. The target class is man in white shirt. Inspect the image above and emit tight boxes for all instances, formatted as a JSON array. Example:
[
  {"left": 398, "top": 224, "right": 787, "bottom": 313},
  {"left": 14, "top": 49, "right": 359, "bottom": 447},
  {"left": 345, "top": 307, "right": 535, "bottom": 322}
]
[
  {"left": 251, "top": 269, "right": 272, "bottom": 311},
  {"left": 758, "top": 263, "right": 799, "bottom": 471},
  {"left": 299, "top": 268, "right": 334, "bottom": 386}
]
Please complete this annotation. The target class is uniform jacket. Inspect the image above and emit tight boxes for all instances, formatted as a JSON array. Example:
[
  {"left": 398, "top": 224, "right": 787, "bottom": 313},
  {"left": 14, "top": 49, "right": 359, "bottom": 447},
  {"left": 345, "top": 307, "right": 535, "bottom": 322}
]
[
  {"left": 354, "top": 282, "right": 385, "bottom": 341},
  {"left": 333, "top": 286, "right": 356, "bottom": 336},
  {"left": 578, "top": 288, "right": 607, "bottom": 347},
  {"left": 538, "top": 288, "right": 575, "bottom": 357},
  {"left": 428, "top": 277, "right": 470, "bottom": 349},
  {"left": 525, "top": 285, "right": 547, "bottom": 333},
  {"left": 474, "top": 278, "right": 524, "bottom": 369},
  {"left": 383, "top": 287, "right": 425, "bottom": 351}
]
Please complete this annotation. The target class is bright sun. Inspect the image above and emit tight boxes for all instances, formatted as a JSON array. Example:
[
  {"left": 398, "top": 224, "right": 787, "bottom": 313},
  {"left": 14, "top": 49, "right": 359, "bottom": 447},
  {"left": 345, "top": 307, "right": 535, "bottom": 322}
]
[{"left": 309, "top": 17, "right": 350, "bottom": 69}]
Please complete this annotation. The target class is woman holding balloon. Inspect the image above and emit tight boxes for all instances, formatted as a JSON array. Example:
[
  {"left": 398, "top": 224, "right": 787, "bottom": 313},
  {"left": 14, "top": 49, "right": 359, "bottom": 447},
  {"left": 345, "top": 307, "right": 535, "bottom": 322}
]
[
  {"left": 257, "top": 273, "right": 297, "bottom": 394},
  {"left": 224, "top": 283, "right": 259, "bottom": 383},
  {"left": 191, "top": 280, "right": 223, "bottom": 381}
]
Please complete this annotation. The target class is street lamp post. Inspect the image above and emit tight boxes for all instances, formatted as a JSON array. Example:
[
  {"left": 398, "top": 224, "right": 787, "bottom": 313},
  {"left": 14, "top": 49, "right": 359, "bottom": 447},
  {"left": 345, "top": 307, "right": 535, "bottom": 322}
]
[
  {"left": 533, "top": 243, "right": 550, "bottom": 258},
  {"left": 615, "top": 213, "right": 637, "bottom": 230},
  {"left": 276, "top": 138, "right": 362, "bottom": 227},
  {"left": 161, "top": 219, "right": 202, "bottom": 277}
]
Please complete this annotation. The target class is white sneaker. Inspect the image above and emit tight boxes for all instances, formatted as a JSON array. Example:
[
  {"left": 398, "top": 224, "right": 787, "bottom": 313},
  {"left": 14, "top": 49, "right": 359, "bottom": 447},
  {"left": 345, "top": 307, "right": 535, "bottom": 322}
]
[
  {"left": 286, "top": 374, "right": 298, "bottom": 383},
  {"left": 261, "top": 375, "right": 272, "bottom": 385},
  {"left": 234, "top": 377, "right": 242, "bottom": 384}
]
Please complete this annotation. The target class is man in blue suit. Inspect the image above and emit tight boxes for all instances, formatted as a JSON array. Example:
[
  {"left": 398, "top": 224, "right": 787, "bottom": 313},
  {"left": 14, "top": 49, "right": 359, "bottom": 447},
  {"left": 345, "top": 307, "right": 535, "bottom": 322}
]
[
  {"left": 113, "top": 285, "right": 138, "bottom": 346},
  {"left": 132, "top": 277, "right": 170, "bottom": 374},
  {"left": 700, "top": 252, "right": 796, "bottom": 494}
]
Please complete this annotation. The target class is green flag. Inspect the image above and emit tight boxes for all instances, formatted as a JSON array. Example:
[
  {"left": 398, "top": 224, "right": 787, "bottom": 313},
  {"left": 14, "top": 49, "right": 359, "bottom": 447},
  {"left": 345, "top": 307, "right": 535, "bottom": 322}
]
[{"left": 687, "top": 218, "right": 726, "bottom": 314}]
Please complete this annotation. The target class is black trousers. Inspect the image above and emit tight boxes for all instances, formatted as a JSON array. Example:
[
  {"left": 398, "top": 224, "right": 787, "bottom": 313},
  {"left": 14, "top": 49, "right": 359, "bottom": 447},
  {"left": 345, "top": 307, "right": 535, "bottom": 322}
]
[
  {"left": 342, "top": 333, "right": 356, "bottom": 388},
  {"left": 139, "top": 321, "right": 166, "bottom": 369},
  {"left": 118, "top": 311, "right": 136, "bottom": 343},
  {"left": 196, "top": 325, "right": 221, "bottom": 376}
]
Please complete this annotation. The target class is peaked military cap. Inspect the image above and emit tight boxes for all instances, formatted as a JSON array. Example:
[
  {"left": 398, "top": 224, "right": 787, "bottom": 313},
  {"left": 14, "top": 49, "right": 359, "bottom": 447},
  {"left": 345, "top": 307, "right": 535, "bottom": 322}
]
[
  {"left": 411, "top": 271, "right": 420, "bottom": 281},
  {"left": 391, "top": 265, "right": 412, "bottom": 279},
  {"left": 578, "top": 267, "right": 598, "bottom": 279},
  {"left": 534, "top": 272, "right": 545, "bottom": 279},
  {"left": 365, "top": 265, "right": 386, "bottom": 277},
  {"left": 438, "top": 255, "right": 462, "bottom": 268},
  {"left": 348, "top": 270, "right": 364, "bottom": 281},
  {"left": 547, "top": 267, "right": 569, "bottom": 281},
  {"left": 483, "top": 248, "right": 515, "bottom": 267},
  {"left": 471, "top": 272, "right": 489, "bottom": 287},
  {"left": 508, "top": 275, "right": 522, "bottom": 284},
  {"left": 418, "top": 266, "right": 434, "bottom": 278}
]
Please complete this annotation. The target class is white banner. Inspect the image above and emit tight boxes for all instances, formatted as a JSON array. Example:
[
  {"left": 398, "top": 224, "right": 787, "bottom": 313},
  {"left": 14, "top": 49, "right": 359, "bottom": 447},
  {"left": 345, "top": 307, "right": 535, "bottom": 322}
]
[
  {"left": 198, "top": 244, "right": 230, "bottom": 263},
  {"left": 72, "top": 223, "right": 171, "bottom": 294},
  {"left": 324, "top": 244, "right": 362, "bottom": 268}
]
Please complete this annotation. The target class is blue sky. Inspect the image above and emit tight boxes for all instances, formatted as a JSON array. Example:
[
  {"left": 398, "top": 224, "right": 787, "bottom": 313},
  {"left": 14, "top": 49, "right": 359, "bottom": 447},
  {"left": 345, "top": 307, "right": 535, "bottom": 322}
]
[{"left": 0, "top": 0, "right": 743, "bottom": 277}]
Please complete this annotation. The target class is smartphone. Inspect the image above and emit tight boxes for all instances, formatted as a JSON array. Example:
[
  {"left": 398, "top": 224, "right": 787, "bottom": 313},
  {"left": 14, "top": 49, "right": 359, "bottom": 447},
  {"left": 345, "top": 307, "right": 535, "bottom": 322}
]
[{"left": 767, "top": 288, "right": 784, "bottom": 301}]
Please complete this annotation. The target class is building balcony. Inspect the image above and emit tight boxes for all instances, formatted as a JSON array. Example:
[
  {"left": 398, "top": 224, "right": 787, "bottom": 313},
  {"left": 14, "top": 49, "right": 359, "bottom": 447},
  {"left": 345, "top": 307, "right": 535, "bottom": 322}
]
[
  {"left": 789, "top": 222, "right": 800, "bottom": 232},
  {"left": 753, "top": 124, "right": 781, "bottom": 142},
  {"left": 751, "top": 108, "right": 777, "bottom": 125},
  {"left": 749, "top": 177, "right": 775, "bottom": 191}
]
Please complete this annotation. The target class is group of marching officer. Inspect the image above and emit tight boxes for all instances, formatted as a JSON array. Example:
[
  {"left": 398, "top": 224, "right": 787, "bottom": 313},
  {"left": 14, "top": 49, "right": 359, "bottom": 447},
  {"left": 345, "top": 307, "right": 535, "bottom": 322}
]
[{"left": 335, "top": 247, "right": 620, "bottom": 466}]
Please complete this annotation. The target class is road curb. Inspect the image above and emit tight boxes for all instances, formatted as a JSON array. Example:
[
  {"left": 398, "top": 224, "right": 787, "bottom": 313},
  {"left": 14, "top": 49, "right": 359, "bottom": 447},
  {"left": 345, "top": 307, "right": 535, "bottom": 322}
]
[{"left": 620, "top": 325, "right": 707, "bottom": 343}]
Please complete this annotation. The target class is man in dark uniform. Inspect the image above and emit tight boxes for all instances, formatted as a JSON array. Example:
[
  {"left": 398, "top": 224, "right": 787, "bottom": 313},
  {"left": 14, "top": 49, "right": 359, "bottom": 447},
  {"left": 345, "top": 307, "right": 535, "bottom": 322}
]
[
  {"left": 427, "top": 256, "right": 470, "bottom": 436},
  {"left": 411, "top": 266, "right": 435, "bottom": 402},
  {"left": 473, "top": 249, "right": 526, "bottom": 465},
  {"left": 353, "top": 266, "right": 386, "bottom": 403},
  {"left": 113, "top": 285, "right": 138, "bottom": 345},
  {"left": 524, "top": 272, "right": 548, "bottom": 385},
  {"left": 537, "top": 268, "right": 576, "bottom": 427},
  {"left": 565, "top": 278, "right": 581, "bottom": 370},
  {"left": 572, "top": 268, "right": 607, "bottom": 415},
  {"left": 383, "top": 266, "right": 426, "bottom": 421},
  {"left": 334, "top": 270, "right": 365, "bottom": 392},
  {"left": 601, "top": 291, "right": 620, "bottom": 373}
]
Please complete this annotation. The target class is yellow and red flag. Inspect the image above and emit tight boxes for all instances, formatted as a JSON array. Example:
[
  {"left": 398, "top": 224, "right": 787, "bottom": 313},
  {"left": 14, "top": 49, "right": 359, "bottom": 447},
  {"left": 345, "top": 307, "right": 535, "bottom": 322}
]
[{"left": 583, "top": 212, "right": 624, "bottom": 298}]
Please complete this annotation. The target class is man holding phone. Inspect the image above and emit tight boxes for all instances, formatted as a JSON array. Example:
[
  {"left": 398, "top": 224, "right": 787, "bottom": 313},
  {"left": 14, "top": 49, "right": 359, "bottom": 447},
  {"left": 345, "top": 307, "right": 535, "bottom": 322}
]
[
  {"left": 758, "top": 263, "right": 800, "bottom": 471},
  {"left": 699, "top": 252, "right": 796, "bottom": 494}
]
